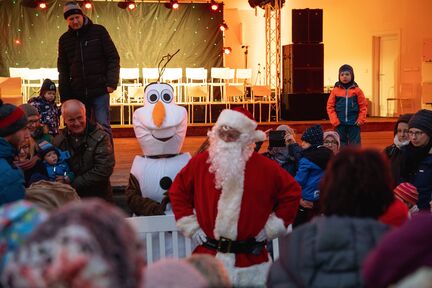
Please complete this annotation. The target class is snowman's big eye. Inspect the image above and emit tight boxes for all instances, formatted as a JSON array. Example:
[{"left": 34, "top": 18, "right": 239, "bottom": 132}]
[
  {"left": 147, "top": 90, "right": 159, "bottom": 104},
  {"left": 161, "top": 89, "right": 173, "bottom": 103}
]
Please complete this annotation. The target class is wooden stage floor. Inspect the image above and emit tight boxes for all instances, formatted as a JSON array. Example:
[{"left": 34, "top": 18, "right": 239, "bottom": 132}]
[{"left": 111, "top": 126, "right": 395, "bottom": 187}]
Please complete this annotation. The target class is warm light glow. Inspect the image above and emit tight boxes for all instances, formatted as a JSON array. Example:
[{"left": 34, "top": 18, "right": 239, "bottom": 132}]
[
  {"left": 84, "top": 1, "right": 92, "bottom": 9},
  {"left": 15, "top": 39, "right": 21, "bottom": 45},
  {"left": 38, "top": 1, "right": 47, "bottom": 9},
  {"left": 223, "top": 47, "right": 232, "bottom": 55},
  {"left": 219, "top": 23, "right": 228, "bottom": 32},
  {"left": 210, "top": 1, "right": 218, "bottom": 11},
  {"left": 128, "top": 2, "right": 136, "bottom": 10},
  {"left": 171, "top": 0, "right": 179, "bottom": 9}
]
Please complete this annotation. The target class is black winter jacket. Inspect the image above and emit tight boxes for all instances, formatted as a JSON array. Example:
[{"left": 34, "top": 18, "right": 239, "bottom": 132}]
[{"left": 58, "top": 17, "right": 120, "bottom": 102}]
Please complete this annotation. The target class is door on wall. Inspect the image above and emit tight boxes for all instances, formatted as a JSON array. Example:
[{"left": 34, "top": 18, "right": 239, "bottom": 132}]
[{"left": 372, "top": 34, "right": 399, "bottom": 117}]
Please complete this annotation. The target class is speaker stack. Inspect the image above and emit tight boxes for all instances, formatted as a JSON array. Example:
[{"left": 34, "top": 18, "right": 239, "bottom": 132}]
[{"left": 281, "top": 9, "right": 329, "bottom": 120}]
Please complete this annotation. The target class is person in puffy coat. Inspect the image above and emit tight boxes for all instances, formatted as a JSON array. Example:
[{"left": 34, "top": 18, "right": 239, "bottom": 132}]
[
  {"left": 293, "top": 124, "right": 333, "bottom": 227},
  {"left": 58, "top": 1, "right": 120, "bottom": 137},
  {"left": 267, "top": 148, "right": 394, "bottom": 288},
  {"left": 327, "top": 64, "right": 367, "bottom": 145}
]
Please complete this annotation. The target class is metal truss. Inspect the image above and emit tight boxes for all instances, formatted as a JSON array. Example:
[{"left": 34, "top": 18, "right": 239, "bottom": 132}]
[{"left": 264, "top": 1, "right": 281, "bottom": 121}]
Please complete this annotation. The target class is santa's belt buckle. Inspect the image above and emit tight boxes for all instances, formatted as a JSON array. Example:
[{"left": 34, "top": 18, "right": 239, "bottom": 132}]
[{"left": 217, "top": 237, "right": 233, "bottom": 253}]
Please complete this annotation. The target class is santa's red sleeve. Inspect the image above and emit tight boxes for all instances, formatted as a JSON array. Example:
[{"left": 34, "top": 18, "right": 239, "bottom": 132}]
[
  {"left": 264, "top": 166, "right": 301, "bottom": 240},
  {"left": 169, "top": 157, "right": 199, "bottom": 237}
]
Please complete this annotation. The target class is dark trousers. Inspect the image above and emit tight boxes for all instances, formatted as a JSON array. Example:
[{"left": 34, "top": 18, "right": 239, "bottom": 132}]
[{"left": 336, "top": 124, "right": 361, "bottom": 146}]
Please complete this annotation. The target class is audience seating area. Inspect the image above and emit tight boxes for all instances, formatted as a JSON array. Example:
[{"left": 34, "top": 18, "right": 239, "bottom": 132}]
[{"left": 8, "top": 67, "right": 276, "bottom": 124}]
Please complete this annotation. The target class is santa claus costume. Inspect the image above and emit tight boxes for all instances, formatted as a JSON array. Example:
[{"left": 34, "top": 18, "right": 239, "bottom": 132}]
[{"left": 169, "top": 108, "right": 301, "bottom": 286}]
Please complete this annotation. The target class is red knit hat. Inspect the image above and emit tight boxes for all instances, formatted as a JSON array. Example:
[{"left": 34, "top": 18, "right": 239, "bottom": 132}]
[
  {"left": 394, "top": 182, "right": 418, "bottom": 206},
  {"left": 0, "top": 99, "right": 28, "bottom": 137}
]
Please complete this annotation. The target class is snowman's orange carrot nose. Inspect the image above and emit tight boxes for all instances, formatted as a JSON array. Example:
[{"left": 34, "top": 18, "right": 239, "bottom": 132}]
[{"left": 152, "top": 100, "right": 165, "bottom": 128}]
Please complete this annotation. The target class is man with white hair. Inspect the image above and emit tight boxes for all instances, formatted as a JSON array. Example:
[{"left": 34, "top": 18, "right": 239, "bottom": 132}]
[
  {"left": 169, "top": 107, "right": 301, "bottom": 286},
  {"left": 53, "top": 100, "right": 115, "bottom": 201}
]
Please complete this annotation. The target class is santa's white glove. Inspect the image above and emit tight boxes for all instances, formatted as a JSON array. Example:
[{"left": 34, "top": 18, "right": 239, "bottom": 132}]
[
  {"left": 192, "top": 228, "right": 207, "bottom": 245},
  {"left": 255, "top": 228, "right": 268, "bottom": 242}
]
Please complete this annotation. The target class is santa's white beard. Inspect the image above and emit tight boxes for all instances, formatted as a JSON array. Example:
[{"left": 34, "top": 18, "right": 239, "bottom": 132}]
[{"left": 207, "top": 128, "right": 254, "bottom": 190}]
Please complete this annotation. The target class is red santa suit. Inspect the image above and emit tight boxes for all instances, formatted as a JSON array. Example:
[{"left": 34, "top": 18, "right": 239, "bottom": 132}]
[{"left": 169, "top": 108, "right": 301, "bottom": 286}]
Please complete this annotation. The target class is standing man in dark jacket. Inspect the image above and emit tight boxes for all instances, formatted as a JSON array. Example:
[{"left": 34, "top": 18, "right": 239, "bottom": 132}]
[
  {"left": 53, "top": 100, "right": 115, "bottom": 202},
  {"left": 58, "top": 1, "right": 120, "bottom": 137}
]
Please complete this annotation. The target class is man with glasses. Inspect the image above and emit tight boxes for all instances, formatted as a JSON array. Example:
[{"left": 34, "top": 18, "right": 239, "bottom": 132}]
[
  {"left": 0, "top": 100, "right": 29, "bottom": 205},
  {"left": 19, "top": 104, "right": 52, "bottom": 144},
  {"left": 400, "top": 109, "right": 432, "bottom": 210}
]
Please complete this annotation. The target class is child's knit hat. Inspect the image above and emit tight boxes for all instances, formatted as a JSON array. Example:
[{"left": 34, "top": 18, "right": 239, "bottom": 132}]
[
  {"left": 338, "top": 64, "right": 355, "bottom": 85},
  {"left": 394, "top": 182, "right": 418, "bottom": 206},
  {"left": 40, "top": 79, "right": 56, "bottom": 97},
  {"left": 301, "top": 124, "right": 324, "bottom": 147},
  {"left": 37, "top": 140, "right": 58, "bottom": 159},
  {"left": 3, "top": 199, "right": 144, "bottom": 288}
]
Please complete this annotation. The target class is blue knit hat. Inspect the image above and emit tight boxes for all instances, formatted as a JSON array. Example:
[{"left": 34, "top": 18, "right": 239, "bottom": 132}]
[
  {"left": 301, "top": 124, "right": 324, "bottom": 146},
  {"left": 408, "top": 109, "right": 432, "bottom": 138},
  {"left": 37, "top": 140, "right": 58, "bottom": 159}
]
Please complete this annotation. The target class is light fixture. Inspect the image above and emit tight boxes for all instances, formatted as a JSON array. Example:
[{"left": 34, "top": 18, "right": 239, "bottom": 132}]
[
  {"left": 38, "top": 0, "right": 47, "bottom": 9},
  {"left": 210, "top": 0, "right": 218, "bottom": 11},
  {"left": 127, "top": 1, "right": 136, "bottom": 10},
  {"left": 83, "top": 0, "right": 92, "bottom": 9},
  {"left": 118, "top": 1, "right": 136, "bottom": 10},
  {"left": 223, "top": 47, "right": 232, "bottom": 55},
  {"left": 219, "top": 22, "right": 228, "bottom": 32},
  {"left": 170, "top": 0, "right": 179, "bottom": 9}
]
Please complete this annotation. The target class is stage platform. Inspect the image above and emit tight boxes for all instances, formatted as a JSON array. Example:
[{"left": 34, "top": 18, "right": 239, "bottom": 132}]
[{"left": 112, "top": 117, "right": 398, "bottom": 138}]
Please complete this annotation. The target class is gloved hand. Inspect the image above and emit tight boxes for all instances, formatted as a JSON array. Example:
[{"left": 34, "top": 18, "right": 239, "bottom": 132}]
[
  {"left": 192, "top": 228, "right": 207, "bottom": 245},
  {"left": 255, "top": 228, "right": 268, "bottom": 242}
]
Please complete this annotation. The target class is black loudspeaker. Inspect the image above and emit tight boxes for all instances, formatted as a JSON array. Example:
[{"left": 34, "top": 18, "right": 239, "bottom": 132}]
[
  {"left": 283, "top": 44, "right": 324, "bottom": 94},
  {"left": 280, "top": 93, "right": 329, "bottom": 121},
  {"left": 292, "top": 9, "right": 323, "bottom": 44}
]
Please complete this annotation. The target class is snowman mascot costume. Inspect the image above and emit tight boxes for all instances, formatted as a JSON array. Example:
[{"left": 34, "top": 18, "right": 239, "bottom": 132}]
[{"left": 126, "top": 82, "right": 190, "bottom": 216}]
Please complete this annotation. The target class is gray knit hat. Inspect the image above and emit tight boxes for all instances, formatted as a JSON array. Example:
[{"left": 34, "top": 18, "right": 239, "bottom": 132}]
[
  {"left": 63, "top": 1, "right": 83, "bottom": 19},
  {"left": 0, "top": 99, "right": 28, "bottom": 137},
  {"left": 19, "top": 104, "right": 39, "bottom": 118},
  {"left": 408, "top": 109, "right": 432, "bottom": 138}
]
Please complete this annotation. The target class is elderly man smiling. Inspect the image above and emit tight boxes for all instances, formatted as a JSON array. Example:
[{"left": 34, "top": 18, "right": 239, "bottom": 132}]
[{"left": 54, "top": 100, "right": 115, "bottom": 201}]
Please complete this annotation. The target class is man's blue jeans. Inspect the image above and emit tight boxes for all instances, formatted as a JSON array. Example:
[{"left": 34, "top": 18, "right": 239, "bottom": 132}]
[{"left": 86, "top": 93, "right": 112, "bottom": 138}]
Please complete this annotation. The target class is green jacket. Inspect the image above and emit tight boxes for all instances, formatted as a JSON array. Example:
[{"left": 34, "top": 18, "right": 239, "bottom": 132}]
[{"left": 53, "top": 122, "right": 115, "bottom": 201}]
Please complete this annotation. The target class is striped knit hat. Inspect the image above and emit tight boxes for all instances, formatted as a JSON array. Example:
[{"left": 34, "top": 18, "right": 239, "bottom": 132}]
[
  {"left": 394, "top": 182, "right": 418, "bottom": 206},
  {"left": 0, "top": 99, "right": 27, "bottom": 137}
]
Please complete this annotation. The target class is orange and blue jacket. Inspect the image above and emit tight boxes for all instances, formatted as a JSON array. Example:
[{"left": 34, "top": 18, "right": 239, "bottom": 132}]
[{"left": 327, "top": 82, "right": 367, "bottom": 127}]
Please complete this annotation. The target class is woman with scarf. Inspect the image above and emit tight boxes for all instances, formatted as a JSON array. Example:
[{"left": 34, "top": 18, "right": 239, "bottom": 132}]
[
  {"left": 384, "top": 113, "right": 413, "bottom": 183},
  {"left": 399, "top": 109, "right": 432, "bottom": 210}
]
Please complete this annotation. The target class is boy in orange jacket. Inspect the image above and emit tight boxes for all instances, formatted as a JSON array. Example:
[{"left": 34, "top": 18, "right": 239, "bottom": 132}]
[{"left": 326, "top": 64, "right": 367, "bottom": 145}]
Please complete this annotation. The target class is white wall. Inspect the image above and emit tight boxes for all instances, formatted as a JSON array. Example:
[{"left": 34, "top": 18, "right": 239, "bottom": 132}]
[{"left": 223, "top": 0, "right": 432, "bottom": 108}]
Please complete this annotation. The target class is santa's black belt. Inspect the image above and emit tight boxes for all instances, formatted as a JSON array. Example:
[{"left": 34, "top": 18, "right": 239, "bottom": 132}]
[{"left": 203, "top": 237, "right": 265, "bottom": 255}]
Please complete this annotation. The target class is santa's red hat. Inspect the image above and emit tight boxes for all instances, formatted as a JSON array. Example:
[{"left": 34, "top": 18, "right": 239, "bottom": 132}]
[{"left": 216, "top": 107, "right": 266, "bottom": 142}]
